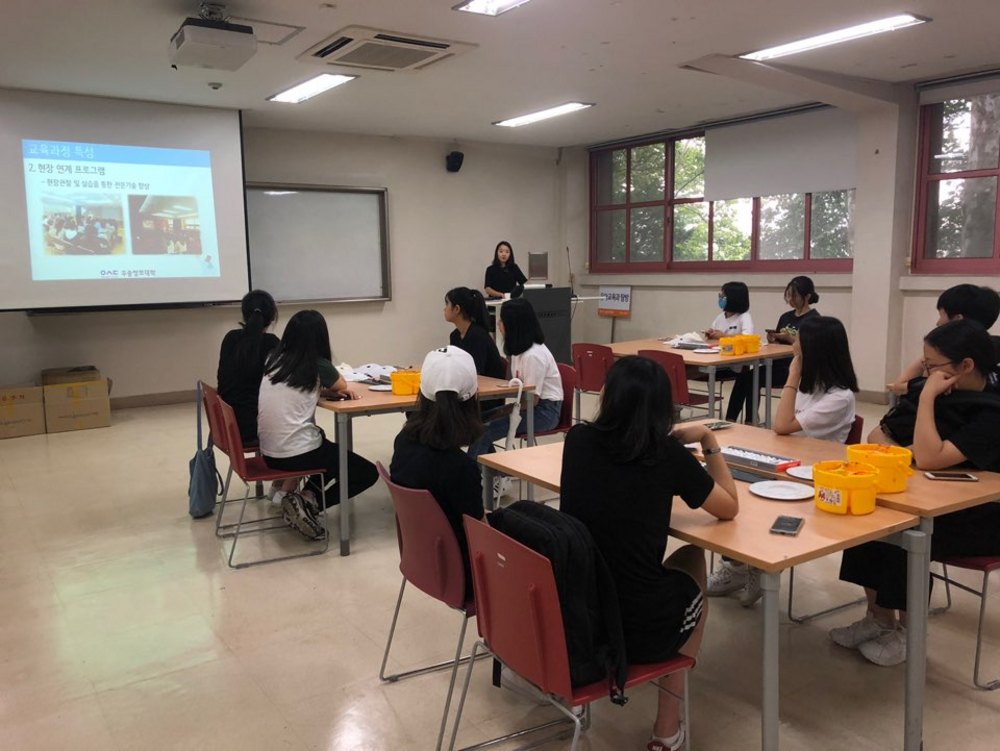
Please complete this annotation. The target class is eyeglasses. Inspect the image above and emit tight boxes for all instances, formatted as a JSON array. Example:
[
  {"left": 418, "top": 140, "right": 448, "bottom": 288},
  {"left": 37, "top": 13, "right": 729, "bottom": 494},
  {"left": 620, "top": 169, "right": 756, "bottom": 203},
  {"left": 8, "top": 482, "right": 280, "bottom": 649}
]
[{"left": 921, "top": 359, "right": 956, "bottom": 374}]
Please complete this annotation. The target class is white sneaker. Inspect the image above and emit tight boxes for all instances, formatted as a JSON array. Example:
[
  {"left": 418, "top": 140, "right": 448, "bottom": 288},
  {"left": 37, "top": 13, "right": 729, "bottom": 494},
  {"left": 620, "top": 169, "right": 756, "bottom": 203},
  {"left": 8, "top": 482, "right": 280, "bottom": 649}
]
[
  {"left": 270, "top": 489, "right": 287, "bottom": 508},
  {"left": 706, "top": 560, "right": 748, "bottom": 596},
  {"left": 859, "top": 626, "right": 907, "bottom": 666},
  {"left": 738, "top": 566, "right": 763, "bottom": 607},
  {"left": 647, "top": 723, "right": 685, "bottom": 751},
  {"left": 493, "top": 475, "right": 513, "bottom": 502},
  {"left": 267, "top": 481, "right": 283, "bottom": 504},
  {"left": 829, "top": 613, "right": 889, "bottom": 649}
]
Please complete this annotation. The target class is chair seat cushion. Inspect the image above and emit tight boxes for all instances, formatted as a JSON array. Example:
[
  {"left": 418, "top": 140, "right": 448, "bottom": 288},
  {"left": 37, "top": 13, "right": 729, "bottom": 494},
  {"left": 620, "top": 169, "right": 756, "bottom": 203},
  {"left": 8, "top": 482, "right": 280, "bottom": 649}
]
[
  {"left": 568, "top": 655, "right": 696, "bottom": 705},
  {"left": 239, "top": 456, "right": 325, "bottom": 483},
  {"left": 937, "top": 556, "right": 1000, "bottom": 573}
]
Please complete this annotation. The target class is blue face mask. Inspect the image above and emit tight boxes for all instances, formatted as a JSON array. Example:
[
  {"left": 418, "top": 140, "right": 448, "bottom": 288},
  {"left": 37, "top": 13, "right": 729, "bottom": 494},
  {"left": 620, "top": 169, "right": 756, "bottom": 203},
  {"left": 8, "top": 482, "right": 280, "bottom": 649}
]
[{"left": 718, "top": 297, "right": 728, "bottom": 311}]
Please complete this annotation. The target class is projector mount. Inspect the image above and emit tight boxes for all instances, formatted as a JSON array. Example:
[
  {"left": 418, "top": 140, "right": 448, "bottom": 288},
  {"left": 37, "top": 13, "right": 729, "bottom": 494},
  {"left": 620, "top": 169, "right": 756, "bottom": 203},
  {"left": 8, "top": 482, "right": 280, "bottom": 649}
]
[{"left": 198, "top": 2, "right": 228, "bottom": 23}]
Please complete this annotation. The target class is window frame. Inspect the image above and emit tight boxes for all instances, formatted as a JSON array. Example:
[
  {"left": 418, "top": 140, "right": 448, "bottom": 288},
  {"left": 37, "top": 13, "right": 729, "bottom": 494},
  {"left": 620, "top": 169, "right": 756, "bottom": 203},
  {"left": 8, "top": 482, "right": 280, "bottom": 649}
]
[
  {"left": 589, "top": 133, "right": 854, "bottom": 273},
  {"left": 912, "top": 101, "right": 1000, "bottom": 274}
]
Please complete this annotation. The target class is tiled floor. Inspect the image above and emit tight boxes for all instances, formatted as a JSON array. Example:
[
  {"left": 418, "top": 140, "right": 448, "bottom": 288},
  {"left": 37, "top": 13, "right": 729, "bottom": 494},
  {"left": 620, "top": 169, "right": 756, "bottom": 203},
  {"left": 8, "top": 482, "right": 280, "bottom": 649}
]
[{"left": 0, "top": 395, "right": 997, "bottom": 750}]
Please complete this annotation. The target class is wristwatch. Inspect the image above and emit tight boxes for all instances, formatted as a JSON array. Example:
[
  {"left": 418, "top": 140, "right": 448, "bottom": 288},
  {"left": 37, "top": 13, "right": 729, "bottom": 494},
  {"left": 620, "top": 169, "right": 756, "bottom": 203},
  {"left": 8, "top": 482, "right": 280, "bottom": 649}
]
[{"left": 703, "top": 446, "right": 722, "bottom": 456}]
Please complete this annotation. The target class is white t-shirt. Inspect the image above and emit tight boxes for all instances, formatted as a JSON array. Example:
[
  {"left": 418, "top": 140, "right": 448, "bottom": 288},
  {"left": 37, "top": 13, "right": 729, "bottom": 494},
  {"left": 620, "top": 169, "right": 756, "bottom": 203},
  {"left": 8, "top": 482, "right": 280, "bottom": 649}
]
[
  {"left": 793, "top": 388, "right": 856, "bottom": 443},
  {"left": 511, "top": 343, "right": 563, "bottom": 402},
  {"left": 711, "top": 311, "right": 754, "bottom": 336},
  {"left": 257, "top": 377, "right": 322, "bottom": 458}
]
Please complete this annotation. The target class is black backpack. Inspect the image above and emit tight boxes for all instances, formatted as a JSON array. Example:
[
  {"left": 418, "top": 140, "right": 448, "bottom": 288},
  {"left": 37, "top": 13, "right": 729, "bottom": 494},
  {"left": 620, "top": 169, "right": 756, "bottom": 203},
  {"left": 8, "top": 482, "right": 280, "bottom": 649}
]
[{"left": 488, "top": 501, "right": 629, "bottom": 705}]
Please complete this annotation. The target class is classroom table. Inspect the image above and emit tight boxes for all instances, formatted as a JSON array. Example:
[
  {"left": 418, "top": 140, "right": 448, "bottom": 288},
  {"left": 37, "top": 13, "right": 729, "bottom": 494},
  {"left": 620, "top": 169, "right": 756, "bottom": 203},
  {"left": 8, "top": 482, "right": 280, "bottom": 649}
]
[
  {"left": 477, "top": 434, "right": 927, "bottom": 751},
  {"left": 318, "top": 375, "right": 534, "bottom": 556},
  {"left": 608, "top": 338, "right": 795, "bottom": 427}
]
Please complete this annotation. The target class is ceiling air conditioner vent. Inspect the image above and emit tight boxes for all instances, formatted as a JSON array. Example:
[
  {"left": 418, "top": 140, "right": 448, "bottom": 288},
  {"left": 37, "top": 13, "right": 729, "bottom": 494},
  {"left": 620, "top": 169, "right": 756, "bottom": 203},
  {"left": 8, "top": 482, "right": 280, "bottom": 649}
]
[{"left": 299, "top": 26, "right": 476, "bottom": 71}]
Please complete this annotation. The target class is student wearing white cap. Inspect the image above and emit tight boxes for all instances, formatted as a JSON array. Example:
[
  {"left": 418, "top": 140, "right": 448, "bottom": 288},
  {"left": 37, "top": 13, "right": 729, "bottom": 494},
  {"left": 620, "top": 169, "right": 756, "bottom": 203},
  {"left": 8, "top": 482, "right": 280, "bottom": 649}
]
[{"left": 390, "top": 346, "right": 485, "bottom": 590}]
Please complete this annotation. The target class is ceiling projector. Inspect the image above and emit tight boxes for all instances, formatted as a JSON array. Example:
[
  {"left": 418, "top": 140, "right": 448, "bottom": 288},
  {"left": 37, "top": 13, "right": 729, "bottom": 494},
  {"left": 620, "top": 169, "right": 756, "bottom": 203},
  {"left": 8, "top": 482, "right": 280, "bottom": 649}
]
[{"left": 169, "top": 17, "right": 257, "bottom": 71}]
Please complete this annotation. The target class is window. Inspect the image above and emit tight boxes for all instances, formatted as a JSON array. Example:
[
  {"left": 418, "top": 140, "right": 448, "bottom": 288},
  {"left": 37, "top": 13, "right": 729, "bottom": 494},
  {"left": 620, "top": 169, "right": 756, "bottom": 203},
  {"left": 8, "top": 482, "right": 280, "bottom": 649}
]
[
  {"left": 913, "top": 93, "right": 1000, "bottom": 273},
  {"left": 590, "top": 135, "right": 854, "bottom": 272}
]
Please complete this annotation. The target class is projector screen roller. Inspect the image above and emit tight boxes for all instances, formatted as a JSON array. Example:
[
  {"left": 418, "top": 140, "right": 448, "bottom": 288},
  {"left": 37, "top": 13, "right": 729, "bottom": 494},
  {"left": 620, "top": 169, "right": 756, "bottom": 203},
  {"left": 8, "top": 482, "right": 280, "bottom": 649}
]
[{"left": 0, "top": 89, "right": 249, "bottom": 310}]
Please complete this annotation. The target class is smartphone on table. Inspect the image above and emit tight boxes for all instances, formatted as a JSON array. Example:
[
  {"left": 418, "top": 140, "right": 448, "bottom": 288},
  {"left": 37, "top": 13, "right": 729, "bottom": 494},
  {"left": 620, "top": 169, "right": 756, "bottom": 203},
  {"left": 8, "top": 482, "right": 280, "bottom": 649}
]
[
  {"left": 704, "top": 421, "right": 732, "bottom": 431},
  {"left": 924, "top": 471, "right": 978, "bottom": 482},
  {"left": 769, "top": 515, "right": 804, "bottom": 536}
]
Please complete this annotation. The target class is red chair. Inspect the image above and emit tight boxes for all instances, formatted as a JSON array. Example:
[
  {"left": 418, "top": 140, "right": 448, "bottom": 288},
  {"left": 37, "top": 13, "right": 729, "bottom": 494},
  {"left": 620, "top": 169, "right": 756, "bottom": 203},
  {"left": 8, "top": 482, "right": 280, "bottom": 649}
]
[
  {"left": 376, "top": 464, "right": 482, "bottom": 750},
  {"left": 638, "top": 349, "right": 714, "bottom": 419},
  {"left": 572, "top": 343, "right": 615, "bottom": 423},
  {"left": 932, "top": 556, "right": 1000, "bottom": 689},
  {"left": 448, "top": 517, "right": 694, "bottom": 751},
  {"left": 845, "top": 415, "right": 865, "bottom": 445},
  {"left": 530, "top": 363, "right": 577, "bottom": 440},
  {"left": 213, "top": 391, "right": 329, "bottom": 568}
]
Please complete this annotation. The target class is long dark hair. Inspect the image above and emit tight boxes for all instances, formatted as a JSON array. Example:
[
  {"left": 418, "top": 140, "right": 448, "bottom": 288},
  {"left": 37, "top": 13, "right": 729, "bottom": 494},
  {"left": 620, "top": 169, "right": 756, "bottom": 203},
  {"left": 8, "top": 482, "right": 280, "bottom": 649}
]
[
  {"left": 499, "top": 297, "right": 544, "bottom": 356},
  {"left": 592, "top": 356, "right": 675, "bottom": 464},
  {"left": 446, "top": 287, "right": 490, "bottom": 328},
  {"left": 924, "top": 319, "right": 996, "bottom": 378},
  {"left": 235, "top": 289, "right": 277, "bottom": 372},
  {"left": 721, "top": 281, "right": 750, "bottom": 314},
  {"left": 401, "top": 392, "right": 483, "bottom": 450},
  {"left": 491, "top": 240, "right": 515, "bottom": 268},
  {"left": 785, "top": 276, "right": 819, "bottom": 305},
  {"left": 265, "top": 310, "right": 332, "bottom": 391},
  {"left": 798, "top": 316, "right": 858, "bottom": 394}
]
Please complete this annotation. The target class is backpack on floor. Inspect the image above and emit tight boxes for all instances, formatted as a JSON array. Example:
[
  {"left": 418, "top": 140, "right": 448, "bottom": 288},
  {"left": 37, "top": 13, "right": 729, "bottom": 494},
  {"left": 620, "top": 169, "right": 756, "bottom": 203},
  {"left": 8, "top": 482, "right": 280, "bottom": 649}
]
[{"left": 488, "top": 500, "right": 629, "bottom": 704}]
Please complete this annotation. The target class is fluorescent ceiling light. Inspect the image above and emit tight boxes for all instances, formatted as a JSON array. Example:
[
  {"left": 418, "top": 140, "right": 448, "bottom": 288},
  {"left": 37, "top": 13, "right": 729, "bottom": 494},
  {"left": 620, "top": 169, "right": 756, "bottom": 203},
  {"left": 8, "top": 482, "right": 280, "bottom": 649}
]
[
  {"left": 263, "top": 191, "right": 298, "bottom": 196},
  {"left": 494, "top": 102, "right": 594, "bottom": 128},
  {"left": 453, "top": 0, "right": 531, "bottom": 17},
  {"left": 268, "top": 74, "right": 356, "bottom": 104},
  {"left": 740, "top": 14, "right": 928, "bottom": 62}
]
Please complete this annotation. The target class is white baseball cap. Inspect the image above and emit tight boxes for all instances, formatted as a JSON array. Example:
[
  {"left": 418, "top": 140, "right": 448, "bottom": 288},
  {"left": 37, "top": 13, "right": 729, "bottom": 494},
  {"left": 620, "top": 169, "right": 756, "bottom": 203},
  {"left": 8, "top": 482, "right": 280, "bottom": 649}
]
[{"left": 419, "top": 346, "right": 478, "bottom": 402}]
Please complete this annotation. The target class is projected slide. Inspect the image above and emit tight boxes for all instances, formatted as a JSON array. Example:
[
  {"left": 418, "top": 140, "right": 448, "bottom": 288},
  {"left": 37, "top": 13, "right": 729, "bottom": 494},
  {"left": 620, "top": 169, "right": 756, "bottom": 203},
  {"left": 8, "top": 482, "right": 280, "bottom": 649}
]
[{"left": 23, "top": 140, "right": 220, "bottom": 281}]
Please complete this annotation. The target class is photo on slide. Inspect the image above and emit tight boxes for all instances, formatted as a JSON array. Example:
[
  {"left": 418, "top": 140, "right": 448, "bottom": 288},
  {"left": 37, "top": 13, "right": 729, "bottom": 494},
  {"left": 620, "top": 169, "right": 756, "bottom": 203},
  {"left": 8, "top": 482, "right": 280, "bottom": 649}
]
[
  {"left": 128, "top": 195, "right": 202, "bottom": 255},
  {"left": 40, "top": 193, "right": 124, "bottom": 256}
]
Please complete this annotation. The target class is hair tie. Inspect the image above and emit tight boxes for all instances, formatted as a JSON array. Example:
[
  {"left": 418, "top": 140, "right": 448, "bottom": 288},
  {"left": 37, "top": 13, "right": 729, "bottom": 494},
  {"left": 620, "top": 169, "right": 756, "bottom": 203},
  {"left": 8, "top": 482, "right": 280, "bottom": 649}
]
[{"left": 253, "top": 308, "right": 262, "bottom": 314}]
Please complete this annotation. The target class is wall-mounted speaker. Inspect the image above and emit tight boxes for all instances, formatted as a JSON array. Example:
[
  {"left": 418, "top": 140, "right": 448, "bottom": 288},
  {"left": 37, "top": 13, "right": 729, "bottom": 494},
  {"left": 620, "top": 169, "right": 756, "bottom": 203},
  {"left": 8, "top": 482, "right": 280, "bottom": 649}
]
[{"left": 446, "top": 151, "right": 464, "bottom": 172}]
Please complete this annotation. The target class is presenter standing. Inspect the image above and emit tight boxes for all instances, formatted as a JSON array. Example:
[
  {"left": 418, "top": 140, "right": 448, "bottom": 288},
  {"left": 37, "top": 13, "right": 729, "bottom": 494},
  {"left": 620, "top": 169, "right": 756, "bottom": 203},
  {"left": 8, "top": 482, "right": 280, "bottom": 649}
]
[{"left": 484, "top": 240, "right": 527, "bottom": 299}]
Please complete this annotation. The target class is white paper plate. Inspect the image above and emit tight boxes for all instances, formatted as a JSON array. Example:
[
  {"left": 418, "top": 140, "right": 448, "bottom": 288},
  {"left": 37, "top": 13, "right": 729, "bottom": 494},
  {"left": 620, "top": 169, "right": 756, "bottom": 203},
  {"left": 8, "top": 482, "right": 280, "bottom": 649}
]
[
  {"left": 748, "top": 480, "right": 814, "bottom": 501},
  {"left": 368, "top": 384, "right": 393, "bottom": 391},
  {"left": 693, "top": 348, "right": 720, "bottom": 354},
  {"left": 785, "top": 465, "right": 814, "bottom": 481}
]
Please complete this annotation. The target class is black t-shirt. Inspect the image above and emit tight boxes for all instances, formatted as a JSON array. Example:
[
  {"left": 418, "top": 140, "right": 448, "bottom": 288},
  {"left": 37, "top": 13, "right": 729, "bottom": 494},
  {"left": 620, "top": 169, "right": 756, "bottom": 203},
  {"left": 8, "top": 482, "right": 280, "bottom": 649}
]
[
  {"left": 559, "top": 424, "right": 714, "bottom": 660},
  {"left": 940, "top": 381, "right": 1000, "bottom": 472},
  {"left": 450, "top": 324, "right": 505, "bottom": 379},
  {"left": 770, "top": 308, "right": 819, "bottom": 386},
  {"left": 217, "top": 328, "right": 281, "bottom": 441},
  {"left": 390, "top": 431, "right": 484, "bottom": 595},
  {"left": 484, "top": 263, "right": 527, "bottom": 294}
]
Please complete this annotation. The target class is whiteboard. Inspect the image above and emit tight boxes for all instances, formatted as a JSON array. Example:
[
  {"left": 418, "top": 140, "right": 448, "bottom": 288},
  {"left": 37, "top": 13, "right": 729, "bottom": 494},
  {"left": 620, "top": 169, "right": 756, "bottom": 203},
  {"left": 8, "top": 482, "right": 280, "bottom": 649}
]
[{"left": 245, "top": 184, "right": 390, "bottom": 303}]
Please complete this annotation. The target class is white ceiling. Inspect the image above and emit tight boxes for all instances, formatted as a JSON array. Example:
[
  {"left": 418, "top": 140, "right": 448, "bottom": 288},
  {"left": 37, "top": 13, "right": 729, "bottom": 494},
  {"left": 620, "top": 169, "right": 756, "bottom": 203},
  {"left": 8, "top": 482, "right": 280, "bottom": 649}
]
[{"left": 3, "top": 0, "right": 1000, "bottom": 148}]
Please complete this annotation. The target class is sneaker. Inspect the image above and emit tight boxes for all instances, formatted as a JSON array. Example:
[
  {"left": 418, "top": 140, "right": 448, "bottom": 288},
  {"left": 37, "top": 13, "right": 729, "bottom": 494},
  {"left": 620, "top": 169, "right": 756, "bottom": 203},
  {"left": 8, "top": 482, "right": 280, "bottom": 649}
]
[
  {"left": 266, "top": 480, "right": 283, "bottom": 503},
  {"left": 493, "top": 475, "right": 513, "bottom": 503},
  {"left": 299, "top": 488, "right": 322, "bottom": 517},
  {"left": 829, "top": 613, "right": 889, "bottom": 649},
  {"left": 270, "top": 489, "right": 287, "bottom": 508},
  {"left": 706, "top": 560, "right": 748, "bottom": 596},
  {"left": 859, "top": 626, "right": 907, "bottom": 666},
  {"left": 647, "top": 724, "right": 685, "bottom": 751},
  {"left": 280, "top": 492, "right": 325, "bottom": 540},
  {"left": 738, "top": 566, "right": 763, "bottom": 607}
]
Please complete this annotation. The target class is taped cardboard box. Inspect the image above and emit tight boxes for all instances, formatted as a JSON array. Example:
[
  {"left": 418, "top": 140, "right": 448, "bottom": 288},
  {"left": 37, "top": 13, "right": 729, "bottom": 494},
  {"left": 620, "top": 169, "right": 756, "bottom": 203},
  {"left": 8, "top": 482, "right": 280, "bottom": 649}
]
[
  {"left": 41, "top": 366, "right": 103, "bottom": 386},
  {"left": 0, "top": 385, "right": 45, "bottom": 439},
  {"left": 43, "top": 378, "right": 111, "bottom": 433}
]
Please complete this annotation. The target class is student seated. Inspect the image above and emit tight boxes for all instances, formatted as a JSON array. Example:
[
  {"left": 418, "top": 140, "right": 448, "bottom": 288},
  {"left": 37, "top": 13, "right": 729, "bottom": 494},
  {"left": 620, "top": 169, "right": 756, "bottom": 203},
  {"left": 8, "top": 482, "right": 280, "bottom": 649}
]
[
  {"left": 832, "top": 319, "right": 1000, "bottom": 666},
  {"left": 217, "top": 289, "right": 280, "bottom": 443},
  {"left": 560, "top": 356, "right": 739, "bottom": 751},
  {"left": 887, "top": 284, "right": 1000, "bottom": 395},
  {"left": 444, "top": 286, "right": 506, "bottom": 413},
  {"left": 710, "top": 316, "right": 858, "bottom": 605},
  {"left": 257, "top": 310, "right": 378, "bottom": 540},
  {"left": 390, "top": 346, "right": 485, "bottom": 594}
]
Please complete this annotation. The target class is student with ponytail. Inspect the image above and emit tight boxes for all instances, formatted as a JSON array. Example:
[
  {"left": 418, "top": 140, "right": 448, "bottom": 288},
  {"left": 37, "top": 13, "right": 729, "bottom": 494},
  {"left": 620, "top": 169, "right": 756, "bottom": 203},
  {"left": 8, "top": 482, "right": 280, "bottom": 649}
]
[{"left": 217, "top": 289, "right": 279, "bottom": 442}]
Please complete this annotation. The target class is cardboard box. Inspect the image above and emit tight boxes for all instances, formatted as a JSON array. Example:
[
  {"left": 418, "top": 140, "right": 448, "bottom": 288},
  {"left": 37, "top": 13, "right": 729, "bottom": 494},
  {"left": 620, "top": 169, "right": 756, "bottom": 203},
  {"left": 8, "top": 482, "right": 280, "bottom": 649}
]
[
  {"left": 43, "top": 378, "right": 111, "bottom": 433},
  {"left": 41, "top": 366, "right": 103, "bottom": 386},
  {"left": 0, "top": 385, "right": 46, "bottom": 439}
]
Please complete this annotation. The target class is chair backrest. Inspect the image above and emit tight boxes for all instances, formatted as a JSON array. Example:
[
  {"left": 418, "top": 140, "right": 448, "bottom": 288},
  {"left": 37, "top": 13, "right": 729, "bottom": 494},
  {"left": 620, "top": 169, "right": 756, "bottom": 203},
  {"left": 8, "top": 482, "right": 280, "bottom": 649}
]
[
  {"left": 217, "top": 396, "right": 252, "bottom": 479},
  {"left": 550, "top": 363, "right": 577, "bottom": 432},
  {"left": 572, "top": 343, "right": 615, "bottom": 393},
  {"left": 845, "top": 415, "right": 864, "bottom": 445},
  {"left": 637, "top": 349, "right": 691, "bottom": 404},
  {"left": 463, "top": 516, "right": 574, "bottom": 700},
  {"left": 201, "top": 382, "right": 232, "bottom": 457},
  {"left": 377, "top": 463, "right": 468, "bottom": 610}
]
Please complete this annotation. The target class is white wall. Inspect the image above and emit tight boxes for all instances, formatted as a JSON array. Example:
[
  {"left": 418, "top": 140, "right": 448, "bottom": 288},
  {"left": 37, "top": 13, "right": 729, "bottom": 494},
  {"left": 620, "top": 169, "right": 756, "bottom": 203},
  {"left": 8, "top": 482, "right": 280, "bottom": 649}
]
[{"left": 0, "top": 128, "right": 562, "bottom": 398}]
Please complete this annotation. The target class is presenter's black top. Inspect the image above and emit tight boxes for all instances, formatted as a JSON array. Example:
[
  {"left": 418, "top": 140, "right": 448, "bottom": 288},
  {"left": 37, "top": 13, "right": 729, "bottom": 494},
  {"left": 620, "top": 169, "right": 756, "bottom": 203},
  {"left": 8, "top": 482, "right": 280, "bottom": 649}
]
[
  {"left": 217, "top": 329, "right": 281, "bottom": 442},
  {"left": 560, "top": 423, "right": 714, "bottom": 661},
  {"left": 770, "top": 308, "right": 820, "bottom": 386},
  {"left": 484, "top": 263, "right": 527, "bottom": 295}
]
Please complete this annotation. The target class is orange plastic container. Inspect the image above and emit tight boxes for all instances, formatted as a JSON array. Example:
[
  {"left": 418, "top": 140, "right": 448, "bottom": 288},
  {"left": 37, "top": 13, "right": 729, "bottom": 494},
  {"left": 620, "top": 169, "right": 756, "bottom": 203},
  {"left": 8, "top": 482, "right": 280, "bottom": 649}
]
[
  {"left": 720, "top": 336, "right": 746, "bottom": 355},
  {"left": 390, "top": 370, "right": 421, "bottom": 396},
  {"left": 813, "top": 460, "right": 878, "bottom": 515},
  {"left": 846, "top": 444, "right": 913, "bottom": 493},
  {"left": 742, "top": 334, "right": 761, "bottom": 354}
]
